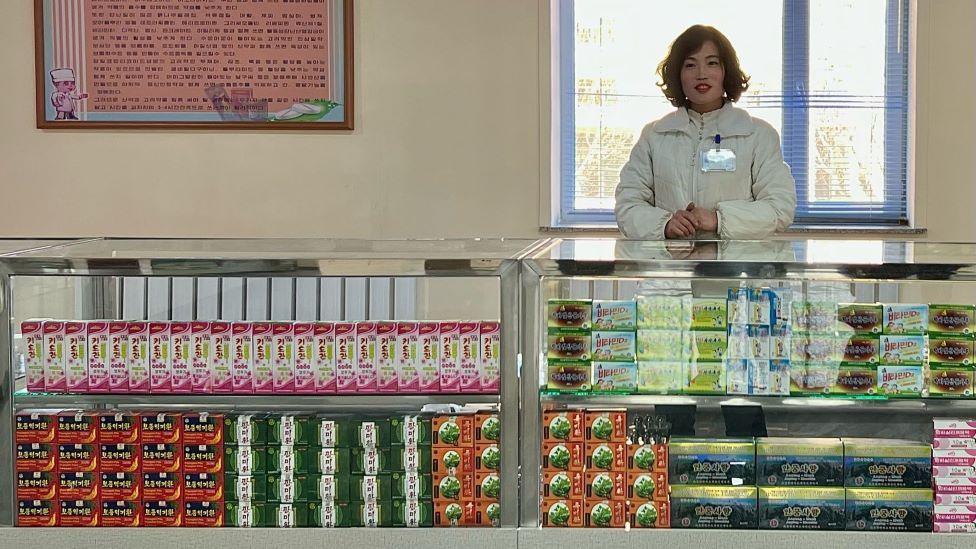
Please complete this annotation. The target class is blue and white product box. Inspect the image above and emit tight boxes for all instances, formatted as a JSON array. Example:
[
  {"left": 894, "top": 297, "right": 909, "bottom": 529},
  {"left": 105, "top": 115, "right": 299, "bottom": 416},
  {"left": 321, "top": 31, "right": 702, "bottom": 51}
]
[
  {"left": 592, "top": 300, "right": 638, "bottom": 331},
  {"left": 591, "top": 331, "right": 637, "bottom": 362},
  {"left": 727, "top": 288, "right": 750, "bottom": 327},
  {"left": 882, "top": 304, "right": 929, "bottom": 335},
  {"left": 750, "top": 288, "right": 776, "bottom": 327},
  {"left": 771, "top": 326, "right": 792, "bottom": 360},
  {"left": 771, "top": 288, "right": 794, "bottom": 327},
  {"left": 769, "top": 360, "right": 791, "bottom": 396}
]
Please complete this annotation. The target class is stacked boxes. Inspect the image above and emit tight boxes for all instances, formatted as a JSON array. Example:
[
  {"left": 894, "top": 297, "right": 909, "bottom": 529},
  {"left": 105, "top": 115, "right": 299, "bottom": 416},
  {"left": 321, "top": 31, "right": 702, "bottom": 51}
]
[
  {"left": 932, "top": 419, "right": 976, "bottom": 533},
  {"left": 842, "top": 438, "right": 933, "bottom": 532},
  {"left": 636, "top": 294, "right": 690, "bottom": 395},
  {"left": 433, "top": 412, "right": 499, "bottom": 527},
  {"left": 726, "top": 288, "right": 792, "bottom": 396},
  {"left": 591, "top": 301, "right": 638, "bottom": 394},
  {"left": 756, "top": 438, "right": 845, "bottom": 530},
  {"left": 223, "top": 414, "right": 271, "bottom": 527},
  {"left": 546, "top": 300, "right": 593, "bottom": 393},
  {"left": 669, "top": 438, "right": 757, "bottom": 529},
  {"left": 929, "top": 306, "right": 976, "bottom": 398}
]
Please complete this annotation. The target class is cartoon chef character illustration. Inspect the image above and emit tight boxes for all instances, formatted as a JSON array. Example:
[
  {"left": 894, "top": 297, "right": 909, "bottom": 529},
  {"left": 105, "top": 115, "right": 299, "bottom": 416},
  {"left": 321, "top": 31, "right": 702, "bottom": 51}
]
[{"left": 50, "top": 68, "right": 88, "bottom": 120}]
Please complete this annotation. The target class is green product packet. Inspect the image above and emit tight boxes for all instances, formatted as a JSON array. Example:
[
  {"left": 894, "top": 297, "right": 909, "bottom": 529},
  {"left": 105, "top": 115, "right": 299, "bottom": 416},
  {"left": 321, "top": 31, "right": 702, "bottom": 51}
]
[
  {"left": 392, "top": 498, "right": 435, "bottom": 527},
  {"left": 350, "top": 420, "right": 392, "bottom": 449},
  {"left": 223, "top": 414, "right": 269, "bottom": 446},
  {"left": 637, "top": 294, "right": 690, "bottom": 330},
  {"left": 318, "top": 473, "right": 353, "bottom": 503},
  {"left": 314, "top": 418, "right": 355, "bottom": 448},
  {"left": 690, "top": 331, "right": 728, "bottom": 362},
  {"left": 266, "top": 416, "right": 319, "bottom": 446},
  {"left": 267, "top": 473, "right": 328, "bottom": 503},
  {"left": 309, "top": 446, "right": 352, "bottom": 475},
  {"left": 267, "top": 445, "right": 322, "bottom": 474},
  {"left": 349, "top": 473, "right": 393, "bottom": 502},
  {"left": 928, "top": 364, "right": 975, "bottom": 398},
  {"left": 684, "top": 361, "right": 727, "bottom": 395},
  {"left": 546, "top": 360, "right": 592, "bottom": 393},
  {"left": 391, "top": 446, "right": 432, "bottom": 474},
  {"left": 928, "top": 304, "right": 976, "bottom": 335},
  {"left": 391, "top": 471, "right": 433, "bottom": 499},
  {"left": 223, "top": 445, "right": 268, "bottom": 475},
  {"left": 390, "top": 415, "right": 432, "bottom": 446},
  {"left": 305, "top": 501, "right": 354, "bottom": 528},
  {"left": 343, "top": 501, "right": 393, "bottom": 527},
  {"left": 758, "top": 487, "right": 846, "bottom": 530},
  {"left": 691, "top": 298, "right": 727, "bottom": 331},
  {"left": 262, "top": 503, "right": 311, "bottom": 527},
  {"left": 547, "top": 299, "right": 593, "bottom": 330},
  {"left": 224, "top": 472, "right": 268, "bottom": 503},
  {"left": 351, "top": 446, "right": 393, "bottom": 474},
  {"left": 224, "top": 501, "right": 267, "bottom": 527}
]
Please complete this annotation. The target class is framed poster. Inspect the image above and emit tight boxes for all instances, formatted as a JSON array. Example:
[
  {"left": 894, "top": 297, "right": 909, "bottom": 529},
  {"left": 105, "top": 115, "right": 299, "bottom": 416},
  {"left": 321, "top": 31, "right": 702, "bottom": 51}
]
[{"left": 34, "top": 0, "right": 354, "bottom": 130}]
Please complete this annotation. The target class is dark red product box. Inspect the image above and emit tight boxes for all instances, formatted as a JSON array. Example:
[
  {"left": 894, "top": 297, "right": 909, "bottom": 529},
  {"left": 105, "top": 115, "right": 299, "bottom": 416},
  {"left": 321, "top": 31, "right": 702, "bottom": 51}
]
[
  {"left": 101, "top": 472, "right": 141, "bottom": 501},
  {"left": 59, "top": 499, "right": 99, "bottom": 527},
  {"left": 141, "top": 412, "right": 182, "bottom": 444},
  {"left": 17, "top": 499, "right": 58, "bottom": 527},
  {"left": 183, "top": 472, "right": 223, "bottom": 502},
  {"left": 183, "top": 444, "right": 223, "bottom": 474},
  {"left": 143, "top": 472, "right": 183, "bottom": 501},
  {"left": 99, "top": 413, "right": 140, "bottom": 444},
  {"left": 143, "top": 500, "right": 183, "bottom": 527},
  {"left": 100, "top": 443, "right": 141, "bottom": 472},
  {"left": 15, "top": 413, "right": 56, "bottom": 443},
  {"left": 58, "top": 472, "right": 99, "bottom": 500},
  {"left": 17, "top": 471, "right": 57, "bottom": 500},
  {"left": 182, "top": 413, "right": 223, "bottom": 445},
  {"left": 57, "top": 412, "right": 99, "bottom": 444},
  {"left": 184, "top": 501, "right": 224, "bottom": 527},
  {"left": 142, "top": 443, "right": 182, "bottom": 473},
  {"left": 58, "top": 444, "right": 98, "bottom": 472},
  {"left": 16, "top": 443, "right": 57, "bottom": 471},
  {"left": 101, "top": 500, "right": 142, "bottom": 527}
]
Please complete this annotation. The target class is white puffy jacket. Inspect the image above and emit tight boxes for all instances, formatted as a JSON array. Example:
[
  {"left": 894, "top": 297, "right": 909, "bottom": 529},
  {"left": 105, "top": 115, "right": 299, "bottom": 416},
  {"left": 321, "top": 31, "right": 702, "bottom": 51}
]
[{"left": 615, "top": 102, "right": 796, "bottom": 240}]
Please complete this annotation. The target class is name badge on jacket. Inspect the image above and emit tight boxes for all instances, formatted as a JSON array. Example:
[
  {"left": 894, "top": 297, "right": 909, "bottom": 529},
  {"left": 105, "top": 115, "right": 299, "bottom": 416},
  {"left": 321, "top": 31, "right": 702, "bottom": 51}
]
[{"left": 701, "top": 148, "right": 736, "bottom": 172}]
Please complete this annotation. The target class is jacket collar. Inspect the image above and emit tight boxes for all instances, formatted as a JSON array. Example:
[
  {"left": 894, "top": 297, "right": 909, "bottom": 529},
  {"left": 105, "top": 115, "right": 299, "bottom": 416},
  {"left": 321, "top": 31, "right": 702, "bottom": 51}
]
[{"left": 653, "top": 101, "right": 756, "bottom": 138}]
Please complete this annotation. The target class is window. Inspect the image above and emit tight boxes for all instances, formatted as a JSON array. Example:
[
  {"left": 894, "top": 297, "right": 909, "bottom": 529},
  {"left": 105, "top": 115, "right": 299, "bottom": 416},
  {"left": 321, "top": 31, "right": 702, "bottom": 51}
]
[{"left": 555, "top": 0, "right": 911, "bottom": 227}]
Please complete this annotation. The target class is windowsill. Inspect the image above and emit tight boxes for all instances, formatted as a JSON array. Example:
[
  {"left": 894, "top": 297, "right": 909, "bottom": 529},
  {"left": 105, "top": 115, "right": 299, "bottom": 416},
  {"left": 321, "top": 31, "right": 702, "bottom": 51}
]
[{"left": 540, "top": 225, "right": 927, "bottom": 237}]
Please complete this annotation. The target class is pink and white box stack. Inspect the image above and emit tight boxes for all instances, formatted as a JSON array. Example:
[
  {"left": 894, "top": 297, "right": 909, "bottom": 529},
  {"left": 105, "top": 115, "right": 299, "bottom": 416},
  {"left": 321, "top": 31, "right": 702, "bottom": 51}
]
[{"left": 933, "top": 418, "right": 976, "bottom": 533}]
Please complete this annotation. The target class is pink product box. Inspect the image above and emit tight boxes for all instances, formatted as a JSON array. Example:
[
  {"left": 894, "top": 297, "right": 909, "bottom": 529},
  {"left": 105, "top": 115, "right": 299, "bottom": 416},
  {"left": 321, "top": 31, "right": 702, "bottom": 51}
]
[
  {"left": 42, "top": 321, "right": 67, "bottom": 394},
  {"left": 937, "top": 493, "right": 976, "bottom": 506},
  {"left": 439, "top": 322, "right": 461, "bottom": 393},
  {"left": 479, "top": 321, "right": 500, "bottom": 394},
  {"left": 65, "top": 321, "right": 88, "bottom": 393},
  {"left": 149, "top": 322, "right": 172, "bottom": 394},
  {"left": 127, "top": 322, "right": 150, "bottom": 393},
  {"left": 190, "top": 322, "right": 213, "bottom": 394},
  {"left": 459, "top": 322, "right": 481, "bottom": 393},
  {"left": 252, "top": 323, "right": 274, "bottom": 394},
  {"left": 936, "top": 477, "right": 976, "bottom": 495},
  {"left": 935, "top": 507, "right": 976, "bottom": 526},
  {"left": 335, "top": 323, "right": 357, "bottom": 394},
  {"left": 935, "top": 438, "right": 976, "bottom": 451},
  {"left": 418, "top": 323, "right": 440, "bottom": 393},
  {"left": 273, "top": 323, "right": 295, "bottom": 393},
  {"left": 231, "top": 323, "right": 254, "bottom": 394},
  {"left": 108, "top": 322, "right": 129, "bottom": 392},
  {"left": 934, "top": 522, "right": 976, "bottom": 533},
  {"left": 935, "top": 420, "right": 976, "bottom": 431},
  {"left": 934, "top": 450, "right": 976, "bottom": 467},
  {"left": 376, "top": 322, "right": 398, "bottom": 393},
  {"left": 937, "top": 429, "right": 976, "bottom": 439},
  {"left": 396, "top": 322, "right": 420, "bottom": 393},
  {"left": 934, "top": 465, "right": 976, "bottom": 478},
  {"left": 21, "top": 321, "right": 44, "bottom": 393},
  {"left": 356, "top": 322, "right": 378, "bottom": 393},
  {"left": 293, "top": 323, "right": 315, "bottom": 393},
  {"left": 210, "top": 322, "right": 232, "bottom": 394},
  {"left": 86, "top": 322, "right": 111, "bottom": 393},
  {"left": 170, "top": 322, "right": 193, "bottom": 393},
  {"left": 312, "top": 323, "right": 337, "bottom": 393}
]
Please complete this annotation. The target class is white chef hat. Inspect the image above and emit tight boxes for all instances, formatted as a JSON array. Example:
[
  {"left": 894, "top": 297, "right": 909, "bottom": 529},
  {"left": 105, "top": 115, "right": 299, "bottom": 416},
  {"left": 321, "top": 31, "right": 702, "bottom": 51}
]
[{"left": 50, "top": 68, "right": 76, "bottom": 82}]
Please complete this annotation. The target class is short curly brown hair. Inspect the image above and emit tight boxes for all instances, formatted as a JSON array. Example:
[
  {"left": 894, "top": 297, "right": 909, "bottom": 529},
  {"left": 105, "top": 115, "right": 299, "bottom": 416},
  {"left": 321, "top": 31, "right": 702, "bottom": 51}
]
[{"left": 656, "top": 25, "right": 750, "bottom": 108}]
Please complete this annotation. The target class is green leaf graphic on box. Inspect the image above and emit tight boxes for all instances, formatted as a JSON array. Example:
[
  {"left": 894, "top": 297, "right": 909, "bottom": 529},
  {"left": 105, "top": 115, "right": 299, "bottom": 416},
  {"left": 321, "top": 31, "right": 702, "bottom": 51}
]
[
  {"left": 592, "top": 418, "right": 613, "bottom": 440},
  {"left": 550, "top": 473, "right": 571, "bottom": 498},
  {"left": 481, "top": 446, "right": 500, "bottom": 470},
  {"left": 548, "top": 502, "right": 570, "bottom": 526},
  {"left": 482, "top": 417, "right": 501, "bottom": 441},
  {"left": 592, "top": 446, "right": 614, "bottom": 469},
  {"left": 549, "top": 417, "right": 571, "bottom": 440},
  {"left": 439, "top": 422, "right": 460, "bottom": 445},
  {"left": 591, "top": 503, "right": 612, "bottom": 527},
  {"left": 482, "top": 475, "right": 500, "bottom": 499},
  {"left": 634, "top": 475, "right": 655, "bottom": 499},
  {"left": 445, "top": 503, "right": 463, "bottom": 524},
  {"left": 636, "top": 503, "right": 658, "bottom": 527},
  {"left": 443, "top": 451, "right": 461, "bottom": 470},
  {"left": 439, "top": 476, "right": 461, "bottom": 499},
  {"left": 634, "top": 447, "right": 654, "bottom": 470},
  {"left": 549, "top": 446, "right": 571, "bottom": 469},
  {"left": 487, "top": 503, "right": 500, "bottom": 523},
  {"left": 592, "top": 474, "right": 613, "bottom": 498}
]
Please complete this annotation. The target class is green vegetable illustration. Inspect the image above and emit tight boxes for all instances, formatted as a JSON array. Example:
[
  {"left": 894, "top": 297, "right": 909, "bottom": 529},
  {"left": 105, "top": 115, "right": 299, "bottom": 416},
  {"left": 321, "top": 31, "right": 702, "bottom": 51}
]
[
  {"left": 636, "top": 503, "right": 658, "bottom": 527},
  {"left": 445, "top": 503, "right": 463, "bottom": 525},
  {"left": 481, "top": 475, "right": 500, "bottom": 499},
  {"left": 592, "top": 474, "right": 614, "bottom": 498},
  {"left": 634, "top": 447, "right": 654, "bottom": 470},
  {"left": 549, "top": 473, "right": 572, "bottom": 498},
  {"left": 592, "top": 417, "right": 614, "bottom": 440},
  {"left": 486, "top": 503, "right": 501, "bottom": 525},
  {"left": 439, "top": 476, "right": 461, "bottom": 500},
  {"left": 548, "top": 445, "right": 571, "bottom": 469},
  {"left": 591, "top": 445, "right": 614, "bottom": 470},
  {"left": 634, "top": 475, "right": 655, "bottom": 499},
  {"left": 481, "top": 446, "right": 501, "bottom": 470},
  {"left": 482, "top": 417, "right": 501, "bottom": 441},
  {"left": 590, "top": 502, "right": 612, "bottom": 527},
  {"left": 549, "top": 417, "right": 571, "bottom": 440},
  {"left": 443, "top": 451, "right": 462, "bottom": 470},
  {"left": 438, "top": 421, "right": 461, "bottom": 445},
  {"left": 548, "top": 502, "right": 570, "bottom": 526}
]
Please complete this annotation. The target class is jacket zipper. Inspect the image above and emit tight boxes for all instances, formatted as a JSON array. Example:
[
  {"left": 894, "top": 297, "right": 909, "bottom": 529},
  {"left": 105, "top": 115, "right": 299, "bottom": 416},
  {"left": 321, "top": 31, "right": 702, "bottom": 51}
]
[{"left": 692, "top": 116, "right": 705, "bottom": 207}]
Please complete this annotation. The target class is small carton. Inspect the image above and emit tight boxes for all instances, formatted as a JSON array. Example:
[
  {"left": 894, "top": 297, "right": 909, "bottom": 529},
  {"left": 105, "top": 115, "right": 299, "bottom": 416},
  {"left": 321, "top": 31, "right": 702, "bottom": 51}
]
[
  {"left": 935, "top": 477, "right": 976, "bottom": 495},
  {"left": 479, "top": 321, "right": 501, "bottom": 394},
  {"left": 933, "top": 449, "right": 976, "bottom": 467},
  {"left": 100, "top": 472, "right": 140, "bottom": 501},
  {"left": 795, "top": 302, "right": 839, "bottom": 334},
  {"left": 65, "top": 321, "right": 88, "bottom": 393},
  {"left": 432, "top": 415, "right": 475, "bottom": 447},
  {"left": 791, "top": 335, "right": 844, "bottom": 364},
  {"left": 183, "top": 444, "right": 223, "bottom": 474},
  {"left": 844, "top": 488, "right": 933, "bottom": 532},
  {"left": 459, "top": 322, "right": 481, "bottom": 393},
  {"left": 837, "top": 303, "right": 883, "bottom": 335},
  {"left": 16, "top": 471, "right": 56, "bottom": 500},
  {"left": 669, "top": 438, "right": 757, "bottom": 486},
  {"left": 840, "top": 335, "right": 880, "bottom": 365},
  {"left": 127, "top": 322, "right": 150, "bottom": 393},
  {"left": 209, "top": 321, "right": 232, "bottom": 394},
  {"left": 16, "top": 442, "right": 57, "bottom": 471},
  {"left": 685, "top": 361, "right": 727, "bottom": 395},
  {"left": 58, "top": 499, "right": 99, "bottom": 527},
  {"left": 184, "top": 501, "right": 224, "bottom": 527},
  {"left": 759, "top": 487, "right": 846, "bottom": 530},
  {"left": 434, "top": 500, "right": 478, "bottom": 527},
  {"left": 184, "top": 472, "right": 223, "bottom": 502},
  {"left": 543, "top": 470, "right": 585, "bottom": 499},
  {"left": 356, "top": 322, "right": 378, "bottom": 393},
  {"left": 628, "top": 444, "right": 669, "bottom": 473},
  {"left": 251, "top": 322, "right": 274, "bottom": 394},
  {"left": 169, "top": 322, "right": 192, "bottom": 393},
  {"left": 592, "top": 362, "right": 637, "bottom": 393},
  {"left": 541, "top": 498, "right": 584, "bottom": 528},
  {"left": 98, "top": 412, "right": 140, "bottom": 445},
  {"left": 929, "top": 365, "right": 974, "bottom": 398},
  {"left": 548, "top": 299, "right": 592, "bottom": 330},
  {"left": 929, "top": 336, "right": 974, "bottom": 366},
  {"left": 313, "top": 323, "right": 338, "bottom": 393},
  {"left": 691, "top": 298, "right": 727, "bottom": 331},
  {"left": 86, "top": 322, "right": 110, "bottom": 393},
  {"left": 141, "top": 412, "right": 181, "bottom": 444},
  {"left": 432, "top": 446, "right": 474, "bottom": 475},
  {"left": 933, "top": 438, "right": 976, "bottom": 451},
  {"left": 376, "top": 322, "right": 398, "bottom": 393},
  {"left": 543, "top": 410, "right": 585, "bottom": 442},
  {"left": 879, "top": 335, "right": 925, "bottom": 365},
  {"left": 190, "top": 321, "right": 213, "bottom": 394},
  {"left": 584, "top": 470, "right": 626, "bottom": 500},
  {"left": 58, "top": 443, "right": 98, "bottom": 471},
  {"left": 583, "top": 499, "right": 627, "bottom": 528},
  {"left": 21, "top": 321, "right": 45, "bottom": 393},
  {"left": 626, "top": 470, "right": 669, "bottom": 501},
  {"left": 149, "top": 322, "right": 172, "bottom": 394},
  {"left": 273, "top": 323, "right": 296, "bottom": 393},
  {"left": 882, "top": 304, "right": 928, "bottom": 335},
  {"left": 592, "top": 300, "right": 637, "bottom": 331},
  {"left": 934, "top": 419, "right": 976, "bottom": 431},
  {"left": 293, "top": 322, "right": 316, "bottom": 393},
  {"left": 230, "top": 322, "right": 254, "bottom": 394},
  {"left": 224, "top": 414, "right": 269, "bottom": 446},
  {"left": 439, "top": 322, "right": 462, "bottom": 392},
  {"left": 182, "top": 412, "right": 223, "bottom": 445},
  {"left": 547, "top": 329, "right": 591, "bottom": 361},
  {"left": 843, "top": 438, "right": 932, "bottom": 488},
  {"left": 935, "top": 521, "right": 976, "bottom": 533},
  {"left": 143, "top": 500, "right": 183, "bottom": 527},
  {"left": 547, "top": 360, "right": 592, "bottom": 393},
  {"left": 42, "top": 321, "right": 67, "bottom": 393},
  {"left": 584, "top": 411, "right": 627, "bottom": 443},
  {"left": 830, "top": 366, "right": 878, "bottom": 396},
  {"left": 629, "top": 500, "right": 670, "bottom": 528},
  {"left": 690, "top": 331, "right": 728, "bottom": 362},
  {"left": 418, "top": 322, "right": 440, "bottom": 393},
  {"left": 225, "top": 473, "right": 269, "bottom": 503},
  {"left": 637, "top": 330, "right": 687, "bottom": 362},
  {"left": 756, "top": 437, "right": 844, "bottom": 487},
  {"left": 57, "top": 411, "right": 98, "bottom": 444},
  {"left": 877, "top": 365, "right": 924, "bottom": 397},
  {"left": 475, "top": 443, "right": 501, "bottom": 472},
  {"left": 542, "top": 441, "right": 585, "bottom": 471},
  {"left": 433, "top": 473, "right": 475, "bottom": 501},
  {"left": 929, "top": 305, "right": 976, "bottom": 335},
  {"left": 670, "top": 485, "right": 759, "bottom": 529},
  {"left": 335, "top": 322, "right": 357, "bottom": 394},
  {"left": 591, "top": 331, "right": 636, "bottom": 363},
  {"left": 58, "top": 471, "right": 98, "bottom": 500},
  {"left": 637, "top": 361, "right": 684, "bottom": 395},
  {"left": 392, "top": 414, "right": 433, "bottom": 445},
  {"left": 396, "top": 322, "right": 421, "bottom": 393},
  {"left": 637, "top": 294, "right": 690, "bottom": 330},
  {"left": 936, "top": 493, "right": 976, "bottom": 506},
  {"left": 99, "top": 443, "right": 140, "bottom": 473},
  {"left": 473, "top": 501, "right": 500, "bottom": 527},
  {"left": 475, "top": 471, "right": 501, "bottom": 501},
  {"left": 17, "top": 499, "right": 58, "bottom": 527},
  {"left": 101, "top": 500, "right": 141, "bottom": 527},
  {"left": 585, "top": 442, "right": 628, "bottom": 471},
  {"left": 15, "top": 412, "right": 56, "bottom": 444}
]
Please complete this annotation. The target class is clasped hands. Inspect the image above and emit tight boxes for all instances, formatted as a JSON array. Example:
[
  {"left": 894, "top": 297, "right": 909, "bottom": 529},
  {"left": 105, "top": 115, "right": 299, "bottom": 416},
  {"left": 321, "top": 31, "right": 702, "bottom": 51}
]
[{"left": 664, "top": 202, "right": 718, "bottom": 239}]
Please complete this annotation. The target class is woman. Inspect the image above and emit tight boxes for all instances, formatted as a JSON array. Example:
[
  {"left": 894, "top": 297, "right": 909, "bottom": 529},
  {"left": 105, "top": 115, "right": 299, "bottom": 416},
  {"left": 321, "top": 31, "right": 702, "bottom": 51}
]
[{"left": 615, "top": 25, "right": 796, "bottom": 240}]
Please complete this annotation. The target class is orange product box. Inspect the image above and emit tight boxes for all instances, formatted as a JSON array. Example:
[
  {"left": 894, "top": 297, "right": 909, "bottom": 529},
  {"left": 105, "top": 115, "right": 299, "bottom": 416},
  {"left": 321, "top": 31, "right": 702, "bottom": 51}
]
[
  {"left": 628, "top": 499, "right": 670, "bottom": 529},
  {"left": 433, "top": 415, "right": 475, "bottom": 447},
  {"left": 17, "top": 499, "right": 58, "bottom": 527},
  {"left": 433, "top": 472, "right": 476, "bottom": 501},
  {"left": 585, "top": 411, "right": 628, "bottom": 443},
  {"left": 143, "top": 472, "right": 183, "bottom": 501},
  {"left": 474, "top": 500, "right": 501, "bottom": 527},
  {"left": 543, "top": 410, "right": 585, "bottom": 442},
  {"left": 15, "top": 413, "right": 56, "bottom": 443},
  {"left": 183, "top": 444, "right": 223, "bottom": 474},
  {"left": 57, "top": 412, "right": 99, "bottom": 444},
  {"left": 16, "top": 443, "right": 57, "bottom": 472},
  {"left": 583, "top": 499, "right": 627, "bottom": 528},
  {"left": 100, "top": 443, "right": 141, "bottom": 473},
  {"left": 101, "top": 500, "right": 141, "bottom": 527},
  {"left": 474, "top": 411, "right": 501, "bottom": 444},
  {"left": 628, "top": 444, "right": 668, "bottom": 473},
  {"left": 101, "top": 472, "right": 141, "bottom": 501},
  {"left": 585, "top": 441, "right": 627, "bottom": 471},
  {"left": 541, "top": 498, "right": 585, "bottom": 528},
  {"left": 584, "top": 470, "right": 627, "bottom": 501},
  {"left": 184, "top": 473, "right": 223, "bottom": 502},
  {"left": 542, "top": 470, "right": 585, "bottom": 499},
  {"left": 142, "top": 443, "right": 182, "bottom": 473},
  {"left": 542, "top": 441, "right": 585, "bottom": 471},
  {"left": 99, "top": 412, "right": 140, "bottom": 444},
  {"left": 17, "top": 471, "right": 57, "bottom": 500},
  {"left": 475, "top": 443, "right": 501, "bottom": 472},
  {"left": 433, "top": 499, "right": 477, "bottom": 527},
  {"left": 626, "top": 471, "right": 669, "bottom": 502},
  {"left": 182, "top": 413, "right": 223, "bottom": 445},
  {"left": 141, "top": 412, "right": 182, "bottom": 444},
  {"left": 59, "top": 499, "right": 99, "bottom": 527},
  {"left": 143, "top": 500, "right": 183, "bottom": 527},
  {"left": 432, "top": 446, "right": 475, "bottom": 475},
  {"left": 184, "top": 501, "right": 224, "bottom": 527},
  {"left": 474, "top": 471, "right": 500, "bottom": 501},
  {"left": 58, "top": 444, "right": 98, "bottom": 472},
  {"left": 58, "top": 471, "right": 98, "bottom": 500}
]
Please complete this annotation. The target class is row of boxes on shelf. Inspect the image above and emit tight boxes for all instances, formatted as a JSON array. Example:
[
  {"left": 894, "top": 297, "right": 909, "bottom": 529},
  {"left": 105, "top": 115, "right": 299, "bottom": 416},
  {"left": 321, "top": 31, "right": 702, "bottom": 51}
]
[
  {"left": 21, "top": 320, "right": 500, "bottom": 395},
  {"left": 932, "top": 418, "right": 976, "bottom": 533},
  {"left": 15, "top": 410, "right": 501, "bottom": 528}
]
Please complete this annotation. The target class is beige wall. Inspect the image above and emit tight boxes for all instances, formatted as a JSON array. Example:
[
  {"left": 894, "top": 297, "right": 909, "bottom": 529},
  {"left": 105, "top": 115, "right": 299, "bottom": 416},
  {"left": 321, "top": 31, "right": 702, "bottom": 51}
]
[{"left": 0, "top": 1, "right": 972, "bottom": 242}]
